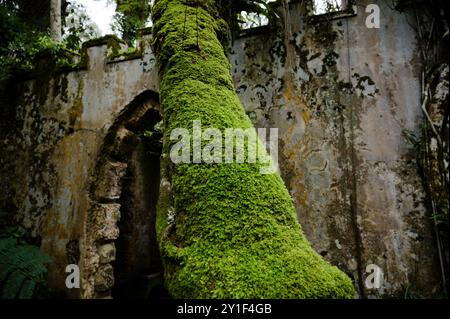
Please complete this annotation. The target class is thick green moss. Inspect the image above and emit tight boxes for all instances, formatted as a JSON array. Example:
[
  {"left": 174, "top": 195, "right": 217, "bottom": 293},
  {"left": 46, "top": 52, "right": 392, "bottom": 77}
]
[{"left": 153, "top": 0, "right": 355, "bottom": 298}]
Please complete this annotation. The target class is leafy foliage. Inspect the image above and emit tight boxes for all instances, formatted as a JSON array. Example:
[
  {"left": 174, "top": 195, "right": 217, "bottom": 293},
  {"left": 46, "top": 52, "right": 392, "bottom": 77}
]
[
  {"left": 63, "top": 1, "right": 101, "bottom": 50},
  {"left": 0, "top": 2, "right": 62, "bottom": 80},
  {"left": 219, "top": 0, "right": 278, "bottom": 33},
  {"left": 312, "top": 0, "right": 344, "bottom": 15},
  {"left": 0, "top": 1, "right": 94, "bottom": 81},
  {"left": 112, "top": 0, "right": 152, "bottom": 46},
  {"left": 0, "top": 227, "right": 51, "bottom": 299},
  {"left": 0, "top": 0, "right": 51, "bottom": 32}
]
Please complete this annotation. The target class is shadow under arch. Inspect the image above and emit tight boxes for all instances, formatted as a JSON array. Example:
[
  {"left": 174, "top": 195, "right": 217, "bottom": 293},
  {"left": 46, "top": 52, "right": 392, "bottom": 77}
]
[{"left": 82, "top": 90, "right": 168, "bottom": 299}]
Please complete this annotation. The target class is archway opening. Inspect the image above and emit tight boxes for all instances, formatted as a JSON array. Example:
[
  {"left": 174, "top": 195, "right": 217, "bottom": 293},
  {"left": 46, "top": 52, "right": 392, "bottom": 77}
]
[
  {"left": 110, "top": 106, "right": 168, "bottom": 299},
  {"left": 85, "top": 91, "right": 170, "bottom": 299}
]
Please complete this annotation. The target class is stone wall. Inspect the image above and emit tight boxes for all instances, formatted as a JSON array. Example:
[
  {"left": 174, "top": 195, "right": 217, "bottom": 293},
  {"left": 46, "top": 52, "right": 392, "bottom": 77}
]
[
  {"left": 0, "top": 31, "right": 161, "bottom": 298},
  {"left": 230, "top": 0, "right": 442, "bottom": 297},
  {"left": 0, "top": 0, "right": 444, "bottom": 298}
]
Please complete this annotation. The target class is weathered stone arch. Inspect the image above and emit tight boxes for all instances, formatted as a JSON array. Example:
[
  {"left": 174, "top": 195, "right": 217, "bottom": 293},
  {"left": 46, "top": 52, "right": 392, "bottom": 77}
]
[{"left": 80, "top": 90, "right": 163, "bottom": 299}]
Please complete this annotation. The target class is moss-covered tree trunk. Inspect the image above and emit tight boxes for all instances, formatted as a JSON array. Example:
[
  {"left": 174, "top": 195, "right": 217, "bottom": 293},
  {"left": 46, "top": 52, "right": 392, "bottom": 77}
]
[{"left": 151, "top": 0, "right": 355, "bottom": 298}]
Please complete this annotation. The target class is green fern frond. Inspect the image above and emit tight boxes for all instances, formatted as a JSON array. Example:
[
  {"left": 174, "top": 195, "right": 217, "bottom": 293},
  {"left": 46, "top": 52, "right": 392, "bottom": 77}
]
[
  {"left": 0, "top": 227, "right": 51, "bottom": 299},
  {"left": 18, "top": 280, "right": 36, "bottom": 299}
]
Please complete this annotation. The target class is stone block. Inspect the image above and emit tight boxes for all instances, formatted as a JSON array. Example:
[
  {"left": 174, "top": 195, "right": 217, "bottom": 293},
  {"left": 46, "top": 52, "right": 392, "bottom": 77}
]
[
  {"left": 111, "top": 127, "right": 139, "bottom": 160},
  {"left": 95, "top": 161, "right": 127, "bottom": 201},
  {"left": 94, "top": 263, "right": 114, "bottom": 292},
  {"left": 92, "top": 203, "right": 121, "bottom": 240},
  {"left": 97, "top": 242, "right": 116, "bottom": 264}
]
